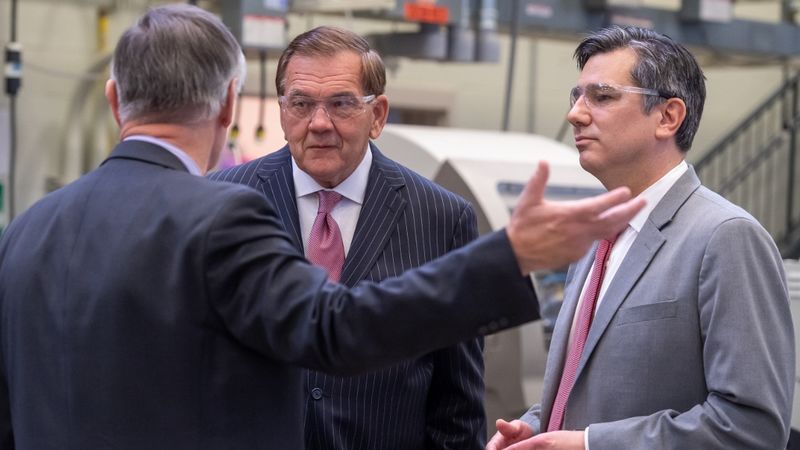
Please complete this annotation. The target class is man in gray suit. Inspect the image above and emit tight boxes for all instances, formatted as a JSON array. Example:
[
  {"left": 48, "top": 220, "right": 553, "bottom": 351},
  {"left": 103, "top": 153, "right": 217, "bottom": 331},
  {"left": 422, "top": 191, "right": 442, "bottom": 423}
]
[
  {"left": 488, "top": 26, "right": 794, "bottom": 449},
  {"left": 210, "top": 26, "right": 487, "bottom": 449},
  {"left": 0, "top": 5, "right": 644, "bottom": 448}
]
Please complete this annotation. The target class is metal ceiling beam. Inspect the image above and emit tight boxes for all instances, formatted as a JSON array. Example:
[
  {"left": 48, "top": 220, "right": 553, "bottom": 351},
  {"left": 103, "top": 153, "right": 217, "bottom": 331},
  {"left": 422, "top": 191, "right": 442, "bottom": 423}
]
[
  {"left": 356, "top": 0, "right": 800, "bottom": 65},
  {"left": 494, "top": 0, "right": 800, "bottom": 63}
]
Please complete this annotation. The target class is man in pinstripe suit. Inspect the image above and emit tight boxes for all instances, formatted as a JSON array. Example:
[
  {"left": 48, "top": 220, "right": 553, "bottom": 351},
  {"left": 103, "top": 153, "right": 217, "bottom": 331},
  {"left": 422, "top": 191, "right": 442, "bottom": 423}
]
[{"left": 209, "top": 27, "right": 487, "bottom": 449}]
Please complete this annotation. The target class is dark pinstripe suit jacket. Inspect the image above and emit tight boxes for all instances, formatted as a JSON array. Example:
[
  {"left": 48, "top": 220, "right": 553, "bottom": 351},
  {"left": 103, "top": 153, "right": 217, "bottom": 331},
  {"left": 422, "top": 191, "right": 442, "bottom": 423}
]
[{"left": 209, "top": 144, "right": 486, "bottom": 449}]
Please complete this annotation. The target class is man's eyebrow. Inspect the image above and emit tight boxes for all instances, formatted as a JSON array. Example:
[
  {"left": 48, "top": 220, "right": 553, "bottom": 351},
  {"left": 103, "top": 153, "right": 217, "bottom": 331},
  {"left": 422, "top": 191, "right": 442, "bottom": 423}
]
[
  {"left": 285, "top": 89, "right": 310, "bottom": 97},
  {"left": 285, "top": 90, "right": 359, "bottom": 98}
]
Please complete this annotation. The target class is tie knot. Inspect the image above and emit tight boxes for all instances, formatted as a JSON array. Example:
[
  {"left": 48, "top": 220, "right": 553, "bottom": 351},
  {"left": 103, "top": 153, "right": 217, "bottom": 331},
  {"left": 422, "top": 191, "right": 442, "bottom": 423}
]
[{"left": 317, "top": 190, "right": 343, "bottom": 214}]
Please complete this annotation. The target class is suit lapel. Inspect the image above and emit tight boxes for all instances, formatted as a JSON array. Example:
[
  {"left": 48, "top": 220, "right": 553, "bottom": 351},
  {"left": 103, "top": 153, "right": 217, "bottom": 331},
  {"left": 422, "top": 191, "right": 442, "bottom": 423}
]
[
  {"left": 574, "top": 167, "right": 702, "bottom": 380},
  {"left": 255, "top": 146, "right": 304, "bottom": 252},
  {"left": 340, "top": 145, "right": 407, "bottom": 287},
  {"left": 577, "top": 224, "right": 665, "bottom": 374},
  {"left": 539, "top": 251, "right": 594, "bottom": 423}
]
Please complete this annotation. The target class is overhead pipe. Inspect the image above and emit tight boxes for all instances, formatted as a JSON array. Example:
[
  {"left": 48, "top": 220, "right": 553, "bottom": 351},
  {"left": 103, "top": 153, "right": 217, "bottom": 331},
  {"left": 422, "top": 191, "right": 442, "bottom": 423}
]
[
  {"left": 501, "top": 0, "right": 520, "bottom": 131},
  {"left": 447, "top": 0, "right": 474, "bottom": 62},
  {"left": 476, "top": 0, "right": 500, "bottom": 62}
]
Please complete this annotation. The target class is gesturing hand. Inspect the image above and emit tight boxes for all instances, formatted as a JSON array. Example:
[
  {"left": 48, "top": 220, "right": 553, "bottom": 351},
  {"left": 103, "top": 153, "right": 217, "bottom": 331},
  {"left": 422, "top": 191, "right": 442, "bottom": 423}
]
[{"left": 507, "top": 161, "right": 645, "bottom": 274}]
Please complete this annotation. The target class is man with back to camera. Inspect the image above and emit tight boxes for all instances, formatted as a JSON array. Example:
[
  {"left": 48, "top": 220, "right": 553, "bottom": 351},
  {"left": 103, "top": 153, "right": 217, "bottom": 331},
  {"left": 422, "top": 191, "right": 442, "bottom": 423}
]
[
  {"left": 0, "top": 5, "right": 646, "bottom": 448},
  {"left": 487, "top": 26, "right": 794, "bottom": 450},
  {"left": 209, "top": 26, "right": 487, "bottom": 449}
]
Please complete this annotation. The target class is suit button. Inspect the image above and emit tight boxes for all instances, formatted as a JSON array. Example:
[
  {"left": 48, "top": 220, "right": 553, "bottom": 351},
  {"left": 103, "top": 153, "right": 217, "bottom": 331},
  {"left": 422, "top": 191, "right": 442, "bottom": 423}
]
[
  {"left": 311, "top": 387, "right": 323, "bottom": 400},
  {"left": 478, "top": 326, "right": 488, "bottom": 335}
]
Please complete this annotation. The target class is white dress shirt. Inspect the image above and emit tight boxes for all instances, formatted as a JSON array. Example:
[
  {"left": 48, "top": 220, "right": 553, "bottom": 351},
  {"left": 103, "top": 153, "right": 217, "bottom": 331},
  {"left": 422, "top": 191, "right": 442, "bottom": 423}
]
[
  {"left": 575, "top": 160, "right": 688, "bottom": 447},
  {"left": 124, "top": 135, "right": 202, "bottom": 176},
  {"left": 292, "top": 146, "right": 372, "bottom": 257}
]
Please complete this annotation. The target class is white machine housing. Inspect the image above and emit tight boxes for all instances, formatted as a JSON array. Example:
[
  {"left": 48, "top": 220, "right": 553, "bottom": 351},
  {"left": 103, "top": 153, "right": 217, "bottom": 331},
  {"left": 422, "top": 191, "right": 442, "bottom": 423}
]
[{"left": 374, "top": 124, "right": 605, "bottom": 430}]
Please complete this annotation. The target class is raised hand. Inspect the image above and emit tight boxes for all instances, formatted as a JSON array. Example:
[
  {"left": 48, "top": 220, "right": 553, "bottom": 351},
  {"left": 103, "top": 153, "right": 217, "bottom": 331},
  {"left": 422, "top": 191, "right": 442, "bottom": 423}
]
[{"left": 506, "top": 161, "right": 645, "bottom": 273}]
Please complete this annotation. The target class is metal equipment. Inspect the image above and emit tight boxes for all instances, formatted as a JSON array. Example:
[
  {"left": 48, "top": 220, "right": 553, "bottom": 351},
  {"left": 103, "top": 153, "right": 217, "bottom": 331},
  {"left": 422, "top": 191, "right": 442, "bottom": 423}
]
[
  {"left": 220, "top": 0, "right": 289, "bottom": 54},
  {"left": 375, "top": 124, "right": 604, "bottom": 431}
]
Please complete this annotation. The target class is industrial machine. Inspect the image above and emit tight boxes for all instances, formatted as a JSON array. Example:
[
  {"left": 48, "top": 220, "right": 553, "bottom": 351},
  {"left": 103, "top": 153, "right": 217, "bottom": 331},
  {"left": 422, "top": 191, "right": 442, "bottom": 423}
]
[{"left": 374, "top": 124, "right": 604, "bottom": 429}]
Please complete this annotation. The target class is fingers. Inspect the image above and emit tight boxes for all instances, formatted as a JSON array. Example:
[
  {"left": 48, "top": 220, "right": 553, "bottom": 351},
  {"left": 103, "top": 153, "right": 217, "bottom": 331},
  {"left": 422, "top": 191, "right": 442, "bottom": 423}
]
[
  {"left": 595, "top": 196, "right": 646, "bottom": 239},
  {"left": 574, "top": 186, "right": 633, "bottom": 217},
  {"left": 486, "top": 432, "right": 503, "bottom": 450},
  {"left": 504, "top": 440, "right": 536, "bottom": 450},
  {"left": 486, "top": 428, "right": 513, "bottom": 450},
  {"left": 496, "top": 419, "right": 524, "bottom": 438},
  {"left": 487, "top": 419, "right": 535, "bottom": 450},
  {"left": 597, "top": 196, "right": 646, "bottom": 222},
  {"left": 507, "top": 170, "right": 645, "bottom": 273},
  {"left": 504, "top": 430, "right": 585, "bottom": 450},
  {"left": 516, "top": 161, "right": 549, "bottom": 209},
  {"left": 569, "top": 187, "right": 644, "bottom": 241}
]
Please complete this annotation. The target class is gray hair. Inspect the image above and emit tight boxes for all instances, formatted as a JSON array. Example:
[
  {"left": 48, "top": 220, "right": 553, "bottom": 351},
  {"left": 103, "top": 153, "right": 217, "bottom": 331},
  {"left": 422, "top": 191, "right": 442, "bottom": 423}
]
[
  {"left": 574, "top": 26, "right": 706, "bottom": 152},
  {"left": 111, "top": 4, "right": 246, "bottom": 125}
]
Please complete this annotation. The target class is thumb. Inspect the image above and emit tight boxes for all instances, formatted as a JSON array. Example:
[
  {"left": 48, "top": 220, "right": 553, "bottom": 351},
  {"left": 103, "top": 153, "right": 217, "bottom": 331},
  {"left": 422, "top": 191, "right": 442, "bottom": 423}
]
[
  {"left": 495, "top": 419, "right": 525, "bottom": 438},
  {"left": 517, "top": 161, "right": 549, "bottom": 209}
]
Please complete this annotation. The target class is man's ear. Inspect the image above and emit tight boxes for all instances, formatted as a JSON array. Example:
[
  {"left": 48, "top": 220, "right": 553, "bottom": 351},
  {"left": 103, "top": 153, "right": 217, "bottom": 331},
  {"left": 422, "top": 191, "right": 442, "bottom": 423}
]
[
  {"left": 220, "top": 79, "right": 237, "bottom": 128},
  {"left": 655, "top": 97, "right": 686, "bottom": 141},
  {"left": 369, "top": 94, "right": 390, "bottom": 139},
  {"left": 105, "top": 79, "right": 122, "bottom": 126}
]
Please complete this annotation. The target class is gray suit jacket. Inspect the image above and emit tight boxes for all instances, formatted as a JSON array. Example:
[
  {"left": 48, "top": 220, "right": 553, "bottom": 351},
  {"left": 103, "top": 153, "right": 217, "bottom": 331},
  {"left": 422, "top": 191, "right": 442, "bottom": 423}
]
[
  {"left": 522, "top": 167, "right": 794, "bottom": 449},
  {"left": 209, "top": 144, "right": 487, "bottom": 449}
]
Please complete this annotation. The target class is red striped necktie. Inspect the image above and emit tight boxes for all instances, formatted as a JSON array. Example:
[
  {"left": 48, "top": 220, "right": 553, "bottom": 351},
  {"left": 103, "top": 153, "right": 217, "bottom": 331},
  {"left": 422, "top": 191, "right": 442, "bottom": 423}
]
[
  {"left": 547, "top": 235, "right": 618, "bottom": 431},
  {"left": 307, "top": 190, "right": 345, "bottom": 282}
]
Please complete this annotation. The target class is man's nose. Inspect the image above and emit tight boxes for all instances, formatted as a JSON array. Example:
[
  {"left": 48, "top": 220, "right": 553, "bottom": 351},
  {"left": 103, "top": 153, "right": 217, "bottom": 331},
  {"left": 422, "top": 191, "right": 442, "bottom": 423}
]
[
  {"left": 566, "top": 97, "right": 590, "bottom": 128},
  {"left": 308, "top": 103, "right": 334, "bottom": 130}
]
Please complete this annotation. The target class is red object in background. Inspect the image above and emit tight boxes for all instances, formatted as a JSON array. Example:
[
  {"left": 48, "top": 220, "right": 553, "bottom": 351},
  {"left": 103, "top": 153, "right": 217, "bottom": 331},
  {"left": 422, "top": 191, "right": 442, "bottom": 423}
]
[{"left": 403, "top": 3, "right": 449, "bottom": 24}]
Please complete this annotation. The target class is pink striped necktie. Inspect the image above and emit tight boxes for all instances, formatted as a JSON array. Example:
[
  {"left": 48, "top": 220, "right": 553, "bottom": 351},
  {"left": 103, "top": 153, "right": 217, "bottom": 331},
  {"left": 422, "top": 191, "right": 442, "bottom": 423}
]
[
  {"left": 307, "top": 190, "right": 345, "bottom": 282},
  {"left": 547, "top": 235, "right": 618, "bottom": 431}
]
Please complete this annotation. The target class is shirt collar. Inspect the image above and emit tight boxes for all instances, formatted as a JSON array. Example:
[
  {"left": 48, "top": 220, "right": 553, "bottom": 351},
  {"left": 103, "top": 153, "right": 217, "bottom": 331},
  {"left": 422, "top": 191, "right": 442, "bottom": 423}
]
[
  {"left": 628, "top": 160, "right": 688, "bottom": 232},
  {"left": 123, "top": 135, "right": 202, "bottom": 176},
  {"left": 291, "top": 144, "right": 372, "bottom": 205}
]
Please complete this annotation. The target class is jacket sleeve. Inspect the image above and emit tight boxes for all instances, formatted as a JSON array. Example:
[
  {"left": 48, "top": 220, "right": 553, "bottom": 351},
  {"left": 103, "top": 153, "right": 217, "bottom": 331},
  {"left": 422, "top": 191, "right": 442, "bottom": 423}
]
[
  {"left": 203, "top": 189, "right": 539, "bottom": 376},
  {"left": 520, "top": 403, "right": 543, "bottom": 435},
  {"left": 425, "top": 203, "right": 487, "bottom": 449},
  {"left": 0, "top": 345, "right": 12, "bottom": 449}
]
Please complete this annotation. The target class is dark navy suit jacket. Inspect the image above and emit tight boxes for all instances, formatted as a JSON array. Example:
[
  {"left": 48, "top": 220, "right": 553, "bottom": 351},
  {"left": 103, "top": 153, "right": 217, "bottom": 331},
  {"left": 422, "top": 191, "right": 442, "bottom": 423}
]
[
  {"left": 209, "top": 144, "right": 486, "bottom": 449},
  {"left": 0, "top": 140, "right": 538, "bottom": 449}
]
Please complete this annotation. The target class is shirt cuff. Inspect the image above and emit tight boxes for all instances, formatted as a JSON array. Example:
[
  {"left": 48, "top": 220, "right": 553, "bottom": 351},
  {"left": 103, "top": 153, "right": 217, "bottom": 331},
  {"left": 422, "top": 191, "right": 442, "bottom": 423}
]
[{"left": 584, "top": 425, "right": 590, "bottom": 450}]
